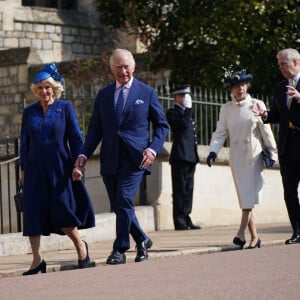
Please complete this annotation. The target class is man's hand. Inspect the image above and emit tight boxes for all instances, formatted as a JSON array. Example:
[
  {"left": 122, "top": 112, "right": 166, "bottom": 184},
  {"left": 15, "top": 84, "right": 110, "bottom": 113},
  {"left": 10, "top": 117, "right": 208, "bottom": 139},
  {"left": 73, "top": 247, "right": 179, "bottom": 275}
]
[
  {"left": 286, "top": 85, "right": 300, "bottom": 100},
  {"left": 140, "top": 149, "right": 155, "bottom": 169}
]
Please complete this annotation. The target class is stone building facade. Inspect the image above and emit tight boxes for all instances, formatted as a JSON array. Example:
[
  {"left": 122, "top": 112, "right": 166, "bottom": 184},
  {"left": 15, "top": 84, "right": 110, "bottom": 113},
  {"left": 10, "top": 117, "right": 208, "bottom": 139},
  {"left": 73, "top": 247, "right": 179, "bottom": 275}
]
[{"left": 0, "top": 0, "right": 117, "bottom": 138}]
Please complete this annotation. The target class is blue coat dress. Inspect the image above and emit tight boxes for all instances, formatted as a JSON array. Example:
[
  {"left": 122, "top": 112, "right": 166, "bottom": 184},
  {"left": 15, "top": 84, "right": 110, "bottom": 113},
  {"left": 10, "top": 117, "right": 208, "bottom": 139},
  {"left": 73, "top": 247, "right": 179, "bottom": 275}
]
[{"left": 20, "top": 100, "right": 95, "bottom": 236}]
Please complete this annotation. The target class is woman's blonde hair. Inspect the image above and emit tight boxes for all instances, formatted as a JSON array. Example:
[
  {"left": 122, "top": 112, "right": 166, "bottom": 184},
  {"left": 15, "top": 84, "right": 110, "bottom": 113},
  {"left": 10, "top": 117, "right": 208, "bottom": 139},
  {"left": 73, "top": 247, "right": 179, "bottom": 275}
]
[{"left": 31, "top": 76, "right": 64, "bottom": 99}]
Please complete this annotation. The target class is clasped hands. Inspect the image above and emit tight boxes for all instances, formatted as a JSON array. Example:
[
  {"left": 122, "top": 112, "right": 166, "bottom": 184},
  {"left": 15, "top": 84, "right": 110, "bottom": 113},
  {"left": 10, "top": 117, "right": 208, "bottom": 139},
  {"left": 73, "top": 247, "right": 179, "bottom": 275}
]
[
  {"left": 72, "top": 155, "right": 87, "bottom": 181},
  {"left": 72, "top": 149, "right": 155, "bottom": 179}
]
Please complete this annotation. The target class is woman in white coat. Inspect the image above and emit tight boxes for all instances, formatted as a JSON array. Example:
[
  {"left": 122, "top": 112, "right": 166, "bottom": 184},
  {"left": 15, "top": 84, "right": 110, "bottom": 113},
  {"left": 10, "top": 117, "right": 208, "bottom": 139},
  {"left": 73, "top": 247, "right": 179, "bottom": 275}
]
[{"left": 206, "top": 69, "right": 278, "bottom": 249}]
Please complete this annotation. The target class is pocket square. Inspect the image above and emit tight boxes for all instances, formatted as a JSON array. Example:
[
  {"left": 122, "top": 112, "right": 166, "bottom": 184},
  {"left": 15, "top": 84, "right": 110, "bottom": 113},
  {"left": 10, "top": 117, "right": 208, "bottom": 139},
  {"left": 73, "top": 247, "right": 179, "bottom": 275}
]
[{"left": 134, "top": 99, "right": 144, "bottom": 105}]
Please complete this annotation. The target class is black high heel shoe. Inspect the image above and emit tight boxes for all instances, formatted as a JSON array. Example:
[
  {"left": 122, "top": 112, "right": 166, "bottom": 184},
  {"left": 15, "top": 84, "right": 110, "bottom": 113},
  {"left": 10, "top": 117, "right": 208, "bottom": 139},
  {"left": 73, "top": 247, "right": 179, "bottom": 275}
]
[
  {"left": 78, "top": 240, "right": 90, "bottom": 268},
  {"left": 233, "top": 237, "right": 246, "bottom": 249},
  {"left": 247, "top": 238, "right": 261, "bottom": 249},
  {"left": 23, "top": 259, "right": 47, "bottom": 276}
]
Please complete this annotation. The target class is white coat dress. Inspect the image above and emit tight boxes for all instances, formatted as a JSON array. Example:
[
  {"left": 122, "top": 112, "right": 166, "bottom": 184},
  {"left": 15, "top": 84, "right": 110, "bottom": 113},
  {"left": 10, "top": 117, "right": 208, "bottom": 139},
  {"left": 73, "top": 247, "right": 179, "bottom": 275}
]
[{"left": 209, "top": 94, "right": 278, "bottom": 209}]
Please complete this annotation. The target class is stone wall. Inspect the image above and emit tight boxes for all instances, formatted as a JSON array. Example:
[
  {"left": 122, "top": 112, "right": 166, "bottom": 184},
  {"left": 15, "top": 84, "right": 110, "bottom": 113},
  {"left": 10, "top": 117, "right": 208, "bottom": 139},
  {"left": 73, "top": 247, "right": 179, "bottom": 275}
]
[
  {"left": 0, "top": 1, "right": 113, "bottom": 63},
  {"left": 0, "top": 48, "right": 29, "bottom": 137},
  {"left": 0, "top": 0, "right": 118, "bottom": 138}
]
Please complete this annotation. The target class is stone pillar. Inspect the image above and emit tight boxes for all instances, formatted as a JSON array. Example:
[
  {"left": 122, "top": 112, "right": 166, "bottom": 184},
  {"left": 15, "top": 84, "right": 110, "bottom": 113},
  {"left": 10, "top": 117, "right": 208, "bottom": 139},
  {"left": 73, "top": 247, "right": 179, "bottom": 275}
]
[{"left": 0, "top": 48, "right": 31, "bottom": 138}]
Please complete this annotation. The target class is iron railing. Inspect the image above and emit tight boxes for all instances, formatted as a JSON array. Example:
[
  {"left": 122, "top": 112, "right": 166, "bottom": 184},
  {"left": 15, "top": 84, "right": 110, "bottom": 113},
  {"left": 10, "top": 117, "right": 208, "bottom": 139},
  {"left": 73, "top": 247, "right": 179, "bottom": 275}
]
[
  {"left": 67, "top": 82, "right": 278, "bottom": 146},
  {"left": 0, "top": 137, "right": 21, "bottom": 234}
]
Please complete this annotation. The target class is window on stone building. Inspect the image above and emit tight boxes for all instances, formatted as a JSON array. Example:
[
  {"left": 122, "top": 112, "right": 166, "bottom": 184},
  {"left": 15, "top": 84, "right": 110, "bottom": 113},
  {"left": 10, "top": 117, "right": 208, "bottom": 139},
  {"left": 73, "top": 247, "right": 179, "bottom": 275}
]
[{"left": 22, "top": 0, "right": 76, "bottom": 10}]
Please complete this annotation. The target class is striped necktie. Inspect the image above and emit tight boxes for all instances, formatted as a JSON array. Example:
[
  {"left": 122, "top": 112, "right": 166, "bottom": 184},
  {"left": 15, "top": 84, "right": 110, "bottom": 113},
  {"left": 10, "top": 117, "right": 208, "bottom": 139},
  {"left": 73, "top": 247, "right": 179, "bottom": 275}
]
[{"left": 115, "top": 86, "right": 125, "bottom": 124}]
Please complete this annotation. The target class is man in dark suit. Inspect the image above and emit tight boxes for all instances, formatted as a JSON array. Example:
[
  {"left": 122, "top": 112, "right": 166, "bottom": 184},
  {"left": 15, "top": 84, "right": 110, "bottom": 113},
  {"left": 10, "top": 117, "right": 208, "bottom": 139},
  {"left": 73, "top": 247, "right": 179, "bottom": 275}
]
[
  {"left": 74, "top": 48, "right": 169, "bottom": 264},
  {"left": 255, "top": 48, "right": 300, "bottom": 244},
  {"left": 166, "top": 85, "right": 200, "bottom": 230}
]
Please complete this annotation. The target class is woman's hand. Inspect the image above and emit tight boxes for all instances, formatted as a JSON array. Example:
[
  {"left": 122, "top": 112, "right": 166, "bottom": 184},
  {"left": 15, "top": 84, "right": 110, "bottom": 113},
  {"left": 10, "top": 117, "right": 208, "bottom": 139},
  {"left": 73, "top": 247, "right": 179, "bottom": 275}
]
[
  {"left": 252, "top": 102, "right": 267, "bottom": 118},
  {"left": 74, "top": 155, "right": 87, "bottom": 172},
  {"left": 18, "top": 171, "right": 24, "bottom": 187},
  {"left": 72, "top": 167, "right": 83, "bottom": 181}
]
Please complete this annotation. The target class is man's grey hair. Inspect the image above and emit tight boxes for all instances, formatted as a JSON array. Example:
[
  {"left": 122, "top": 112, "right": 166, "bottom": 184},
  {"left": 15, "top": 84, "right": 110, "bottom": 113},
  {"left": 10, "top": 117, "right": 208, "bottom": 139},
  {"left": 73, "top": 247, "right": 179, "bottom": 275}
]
[
  {"left": 109, "top": 48, "right": 136, "bottom": 68},
  {"left": 277, "top": 48, "right": 300, "bottom": 61}
]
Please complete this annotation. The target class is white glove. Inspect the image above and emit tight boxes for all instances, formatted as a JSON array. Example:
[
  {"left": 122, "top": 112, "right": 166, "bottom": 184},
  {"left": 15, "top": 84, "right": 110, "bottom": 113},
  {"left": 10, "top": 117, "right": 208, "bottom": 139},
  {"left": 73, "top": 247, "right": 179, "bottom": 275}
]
[{"left": 183, "top": 94, "right": 192, "bottom": 108}]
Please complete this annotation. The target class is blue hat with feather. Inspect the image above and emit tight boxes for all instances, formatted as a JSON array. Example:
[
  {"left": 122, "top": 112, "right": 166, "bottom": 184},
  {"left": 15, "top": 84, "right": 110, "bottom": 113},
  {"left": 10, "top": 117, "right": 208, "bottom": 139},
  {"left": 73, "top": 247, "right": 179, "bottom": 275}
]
[
  {"left": 223, "top": 68, "right": 253, "bottom": 89},
  {"left": 33, "top": 62, "right": 64, "bottom": 84}
]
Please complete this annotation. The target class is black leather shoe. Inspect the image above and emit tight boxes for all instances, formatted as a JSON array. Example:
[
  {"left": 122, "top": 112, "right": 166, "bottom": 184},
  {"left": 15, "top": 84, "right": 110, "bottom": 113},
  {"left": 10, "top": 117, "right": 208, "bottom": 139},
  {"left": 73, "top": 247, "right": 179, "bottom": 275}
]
[
  {"left": 175, "top": 225, "right": 190, "bottom": 230},
  {"left": 187, "top": 217, "right": 201, "bottom": 230},
  {"left": 285, "top": 234, "right": 300, "bottom": 244},
  {"left": 188, "top": 223, "right": 201, "bottom": 230},
  {"left": 106, "top": 250, "right": 126, "bottom": 265},
  {"left": 135, "top": 238, "right": 153, "bottom": 262},
  {"left": 23, "top": 259, "right": 47, "bottom": 276},
  {"left": 233, "top": 236, "right": 246, "bottom": 249},
  {"left": 175, "top": 224, "right": 201, "bottom": 230},
  {"left": 144, "top": 238, "right": 153, "bottom": 250},
  {"left": 78, "top": 240, "right": 90, "bottom": 268}
]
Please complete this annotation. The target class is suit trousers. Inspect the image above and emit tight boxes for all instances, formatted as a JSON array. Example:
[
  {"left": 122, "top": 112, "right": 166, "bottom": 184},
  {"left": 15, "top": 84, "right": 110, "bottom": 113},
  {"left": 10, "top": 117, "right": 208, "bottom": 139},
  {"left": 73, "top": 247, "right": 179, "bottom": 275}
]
[
  {"left": 102, "top": 141, "right": 147, "bottom": 252},
  {"left": 279, "top": 131, "right": 300, "bottom": 235},
  {"left": 171, "top": 161, "right": 196, "bottom": 228}
]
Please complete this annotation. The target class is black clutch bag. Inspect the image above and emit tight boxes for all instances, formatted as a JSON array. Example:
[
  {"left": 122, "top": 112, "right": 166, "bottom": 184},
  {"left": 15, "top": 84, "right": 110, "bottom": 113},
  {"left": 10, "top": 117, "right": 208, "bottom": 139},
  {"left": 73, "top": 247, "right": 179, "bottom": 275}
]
[
  {"left": 14, "top": 187, "right": 24, "bottom": 213},
  {"left": 262, "top": 149, "right": 274, "bottom": 168}
]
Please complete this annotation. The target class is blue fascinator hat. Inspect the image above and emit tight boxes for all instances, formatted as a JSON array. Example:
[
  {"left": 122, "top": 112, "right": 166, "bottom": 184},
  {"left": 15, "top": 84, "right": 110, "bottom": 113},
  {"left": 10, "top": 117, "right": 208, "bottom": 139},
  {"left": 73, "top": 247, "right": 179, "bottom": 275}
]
[
  {"left": 222, "top": 68, "right": 253, "bottom": 89},
  {"left": 33, "top": 62, "right": 64, "bottom": 84}
]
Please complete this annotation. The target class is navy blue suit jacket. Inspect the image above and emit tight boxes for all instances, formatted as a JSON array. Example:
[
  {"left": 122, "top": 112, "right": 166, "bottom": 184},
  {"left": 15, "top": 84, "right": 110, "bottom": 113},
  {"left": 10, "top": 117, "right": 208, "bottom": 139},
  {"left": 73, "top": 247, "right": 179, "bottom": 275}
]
[
  {"left": 81, "top": 78, "right": 169, "bottom": 175},
  {"left": 166, "top": 105, "right": 199, "bottom": 164}
]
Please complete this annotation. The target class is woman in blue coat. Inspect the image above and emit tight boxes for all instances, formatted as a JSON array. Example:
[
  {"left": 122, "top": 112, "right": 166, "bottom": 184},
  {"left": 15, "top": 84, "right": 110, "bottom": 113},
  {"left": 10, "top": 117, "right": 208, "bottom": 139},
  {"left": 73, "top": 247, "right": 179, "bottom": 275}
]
[{"left": 19, "top": 63, "right": 95, "bottom": 275}]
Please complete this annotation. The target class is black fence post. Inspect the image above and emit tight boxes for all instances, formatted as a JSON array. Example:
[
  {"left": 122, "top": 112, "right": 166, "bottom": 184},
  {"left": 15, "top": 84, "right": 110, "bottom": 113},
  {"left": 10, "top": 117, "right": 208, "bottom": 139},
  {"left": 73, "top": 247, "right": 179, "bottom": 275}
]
[{"left": 14, "top": 137, "right": 22, "bottom": 232}]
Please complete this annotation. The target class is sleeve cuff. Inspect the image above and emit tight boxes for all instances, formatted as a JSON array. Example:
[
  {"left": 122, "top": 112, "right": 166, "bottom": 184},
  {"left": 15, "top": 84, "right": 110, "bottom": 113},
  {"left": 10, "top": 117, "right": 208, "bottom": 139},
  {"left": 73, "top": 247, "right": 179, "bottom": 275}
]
[
  {"left": 145, "top": 148, "right": 157, "bottom": 157},
  {"left": 78, "top": 154, "right": 87, "bottom": 160}
]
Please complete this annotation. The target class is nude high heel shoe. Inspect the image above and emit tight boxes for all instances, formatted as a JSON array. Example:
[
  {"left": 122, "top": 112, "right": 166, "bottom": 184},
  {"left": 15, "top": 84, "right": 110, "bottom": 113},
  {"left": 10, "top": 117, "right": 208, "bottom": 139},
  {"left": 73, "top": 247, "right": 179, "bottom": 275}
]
[{"left": 247, "top": 238, "right": 261, "bottom": 249}]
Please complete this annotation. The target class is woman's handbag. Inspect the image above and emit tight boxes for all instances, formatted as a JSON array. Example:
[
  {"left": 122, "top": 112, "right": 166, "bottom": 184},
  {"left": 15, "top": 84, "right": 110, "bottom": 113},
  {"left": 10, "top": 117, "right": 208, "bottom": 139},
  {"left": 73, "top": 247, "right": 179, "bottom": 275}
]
[{"left": 14, "top": 186, "right": 24, "bottom": 213}]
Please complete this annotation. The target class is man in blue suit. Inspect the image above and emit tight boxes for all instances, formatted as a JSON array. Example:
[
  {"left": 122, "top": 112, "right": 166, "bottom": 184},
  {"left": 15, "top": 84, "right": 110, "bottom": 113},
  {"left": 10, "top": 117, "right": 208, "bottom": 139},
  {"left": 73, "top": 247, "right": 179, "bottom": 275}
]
[{"left": 74, "top": 48, "right": 169, "bottom": 264}]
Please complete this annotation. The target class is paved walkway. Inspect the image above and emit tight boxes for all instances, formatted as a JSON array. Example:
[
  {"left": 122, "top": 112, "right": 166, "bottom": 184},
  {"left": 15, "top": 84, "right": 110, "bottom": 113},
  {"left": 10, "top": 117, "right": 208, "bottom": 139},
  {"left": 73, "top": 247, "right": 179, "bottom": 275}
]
[{"left": 0, "top": 222, "right": 292, "bottom": 278}]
